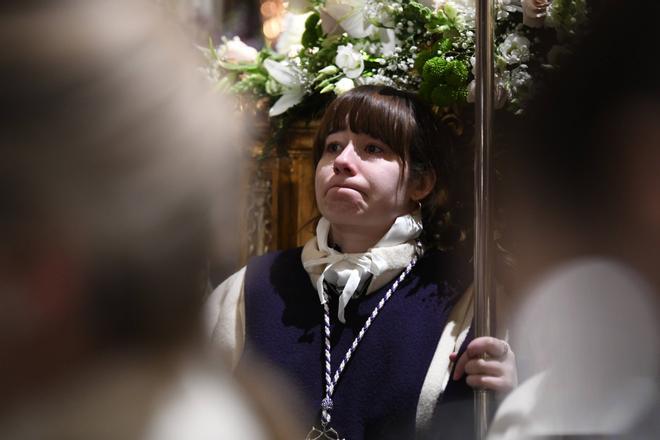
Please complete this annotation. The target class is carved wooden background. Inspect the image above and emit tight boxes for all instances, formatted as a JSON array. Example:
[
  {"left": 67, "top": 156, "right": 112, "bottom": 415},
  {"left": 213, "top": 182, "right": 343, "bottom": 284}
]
[{"left": 239, "top": 121, "right": 320, "bottom": 265}]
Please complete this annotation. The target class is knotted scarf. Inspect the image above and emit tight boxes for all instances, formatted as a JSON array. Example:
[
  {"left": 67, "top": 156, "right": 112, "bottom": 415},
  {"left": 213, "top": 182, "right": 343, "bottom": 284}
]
[{"left": 302, "top": 213, "right": 423, "bottom": 323}]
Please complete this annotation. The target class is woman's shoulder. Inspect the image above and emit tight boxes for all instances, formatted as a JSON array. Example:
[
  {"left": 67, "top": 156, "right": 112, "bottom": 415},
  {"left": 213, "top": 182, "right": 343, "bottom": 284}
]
[{"left": 245, "top": 246, "right": 304, "bottom": 271}]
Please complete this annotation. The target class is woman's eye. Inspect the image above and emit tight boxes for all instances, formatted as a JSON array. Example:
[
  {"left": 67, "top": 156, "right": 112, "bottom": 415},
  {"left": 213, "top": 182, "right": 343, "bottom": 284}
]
[
  {"left": 365, "top": 144, "right": 384, "bottom": 154},
  {"left": 325, "top": 142, "right": 342, "bottom": 153}
]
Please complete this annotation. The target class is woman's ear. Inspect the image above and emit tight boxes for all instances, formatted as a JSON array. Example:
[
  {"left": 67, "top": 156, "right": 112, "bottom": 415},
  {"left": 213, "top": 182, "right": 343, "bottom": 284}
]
[{"left": 410, "top": 171, "right": 436, "bottom": 202}]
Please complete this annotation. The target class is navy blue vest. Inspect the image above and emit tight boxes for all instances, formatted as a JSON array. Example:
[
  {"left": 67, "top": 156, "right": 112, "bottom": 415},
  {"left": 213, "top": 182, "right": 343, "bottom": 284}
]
[{"left": 242, "top": 247, "right": 474, "bottom": 440}]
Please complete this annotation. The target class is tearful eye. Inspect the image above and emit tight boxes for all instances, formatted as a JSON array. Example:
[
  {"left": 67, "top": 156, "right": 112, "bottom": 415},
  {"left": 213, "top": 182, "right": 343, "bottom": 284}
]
[
  {"left": 325, "top": 142, "right": 342, "bottom": 153},
  {"left": 365, "top": 144, "right": 384, "bottom": 154}
]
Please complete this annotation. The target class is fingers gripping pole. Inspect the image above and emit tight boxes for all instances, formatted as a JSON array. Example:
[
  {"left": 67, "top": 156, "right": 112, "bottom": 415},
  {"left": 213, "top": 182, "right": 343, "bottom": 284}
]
[{"left": 474, "top": 0, "right": 496, "bottom": 439}]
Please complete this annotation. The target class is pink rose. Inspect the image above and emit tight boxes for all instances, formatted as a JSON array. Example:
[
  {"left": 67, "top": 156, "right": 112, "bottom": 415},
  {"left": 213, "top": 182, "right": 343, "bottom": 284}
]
[
  {"left": 220, "top": 37, "right": 258, "bottom": 64},
  {"left": 522, "top": 0, "right": 551, "bottom": 28}
]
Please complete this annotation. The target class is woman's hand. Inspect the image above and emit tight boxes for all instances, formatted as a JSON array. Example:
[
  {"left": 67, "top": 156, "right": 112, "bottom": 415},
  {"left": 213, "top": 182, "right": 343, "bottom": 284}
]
[{"left": 450, "top": 337, "right": 517, "bottom": 395}]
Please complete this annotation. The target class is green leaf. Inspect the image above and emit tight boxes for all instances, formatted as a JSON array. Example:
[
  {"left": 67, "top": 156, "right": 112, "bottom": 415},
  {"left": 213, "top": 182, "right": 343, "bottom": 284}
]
[
  {"left": 302, "top": 12, "right": 322, "bottom": 48},
  {"left": 216, "top": 59, "right": 259, "bottom": 71}
]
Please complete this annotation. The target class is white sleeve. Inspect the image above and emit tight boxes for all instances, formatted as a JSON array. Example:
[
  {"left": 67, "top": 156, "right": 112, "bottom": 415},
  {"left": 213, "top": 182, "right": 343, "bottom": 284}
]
[{"left": 204, "top": 266, "right": 247, "bottom": 369}]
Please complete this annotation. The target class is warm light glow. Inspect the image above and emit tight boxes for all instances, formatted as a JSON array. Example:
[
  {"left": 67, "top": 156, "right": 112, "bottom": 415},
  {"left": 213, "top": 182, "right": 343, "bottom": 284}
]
[
  {"left": 260, "top": 1, "right": 277, "bottom": 17},
  {"left": 260, "top": 0, "right": 284, "bottom": 44},
  {"left": 263, "top": 18, "right": 281, "bottom": 39}
]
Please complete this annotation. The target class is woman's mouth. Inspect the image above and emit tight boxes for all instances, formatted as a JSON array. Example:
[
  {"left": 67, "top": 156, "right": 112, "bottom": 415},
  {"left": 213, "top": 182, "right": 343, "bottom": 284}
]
[{"left": 327, "top": 184, "right": 365, "bottom": 197}]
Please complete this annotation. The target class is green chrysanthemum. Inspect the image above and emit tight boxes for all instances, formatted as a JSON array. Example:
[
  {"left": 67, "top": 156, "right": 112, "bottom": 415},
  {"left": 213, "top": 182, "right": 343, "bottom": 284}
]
[
  {"left": 445, "top": 60, "right": 468, "bottom": 86},
  {"left": 430, "top": 84, "right": 468, "bottom": 107},
  {"left": 414, "top": 49, "right": 435, "bottom": 72},
  {"left": 422, "top": 57, "right": 468, "bottom": 87},
  {"left": 422, "top": 57, "right": 450, "bottom": 83},
  {"left": 418, "top": 81, "right": 434, "bottom": 101}
]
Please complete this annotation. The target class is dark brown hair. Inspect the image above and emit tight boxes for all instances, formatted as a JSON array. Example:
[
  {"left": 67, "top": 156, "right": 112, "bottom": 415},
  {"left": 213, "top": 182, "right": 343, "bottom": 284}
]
[{"left": 313, "top": 85, "right": 462, "bottom": 250}]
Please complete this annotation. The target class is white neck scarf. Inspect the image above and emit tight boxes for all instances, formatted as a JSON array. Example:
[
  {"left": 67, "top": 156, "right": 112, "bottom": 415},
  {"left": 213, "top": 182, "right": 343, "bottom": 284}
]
[{"left": 302, "top": 213, "right": 423, "bottom": 323}]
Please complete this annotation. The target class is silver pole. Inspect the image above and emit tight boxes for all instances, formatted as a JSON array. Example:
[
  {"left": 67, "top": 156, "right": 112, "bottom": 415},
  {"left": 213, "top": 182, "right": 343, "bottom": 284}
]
[{"left": 474, "top": 0, "right": 495, "bottom": 439}]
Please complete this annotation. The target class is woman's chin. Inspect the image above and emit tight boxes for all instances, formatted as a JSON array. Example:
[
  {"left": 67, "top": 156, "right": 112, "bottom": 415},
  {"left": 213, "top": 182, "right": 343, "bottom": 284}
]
[{"left": 321, "top": 202, "right": 365, "bottom": 223}]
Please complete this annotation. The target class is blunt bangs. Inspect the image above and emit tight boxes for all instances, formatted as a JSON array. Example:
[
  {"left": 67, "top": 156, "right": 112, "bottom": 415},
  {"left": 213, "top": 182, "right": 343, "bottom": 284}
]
[{"left": 313, "top": 86, "right": 417, "bottom": 166}]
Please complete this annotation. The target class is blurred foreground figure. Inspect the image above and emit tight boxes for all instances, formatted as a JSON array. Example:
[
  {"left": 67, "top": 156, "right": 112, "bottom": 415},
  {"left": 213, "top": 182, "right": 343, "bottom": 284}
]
[
  {"left": 0, "top": 1, "right": 300, "bottom": 438},
  {"left": 490, "top": 1, "right": 660, "bottom": 438}
]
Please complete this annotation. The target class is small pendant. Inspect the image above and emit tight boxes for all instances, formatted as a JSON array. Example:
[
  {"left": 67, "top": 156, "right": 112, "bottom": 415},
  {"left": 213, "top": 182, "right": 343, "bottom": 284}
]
[{"left": 305, "top": 424, "right": 344, "bottom": 440}]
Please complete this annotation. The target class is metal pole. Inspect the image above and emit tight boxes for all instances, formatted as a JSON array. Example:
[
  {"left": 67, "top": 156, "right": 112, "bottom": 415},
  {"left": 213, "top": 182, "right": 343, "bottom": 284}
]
[{"left": 474, "top": 0, "right": 495, "bottom": 439}]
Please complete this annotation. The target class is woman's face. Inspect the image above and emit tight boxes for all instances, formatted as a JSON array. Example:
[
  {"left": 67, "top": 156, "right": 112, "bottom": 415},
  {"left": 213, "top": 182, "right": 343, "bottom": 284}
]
[{"left": 315, "top": 130, "right": 416, "bottom": 231}]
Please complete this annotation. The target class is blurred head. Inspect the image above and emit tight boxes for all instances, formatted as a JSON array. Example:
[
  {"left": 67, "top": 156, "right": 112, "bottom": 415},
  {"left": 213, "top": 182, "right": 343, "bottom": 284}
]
[
  {"left": 0, "top": 0, "right": 242, "bottom": 400},
  {"left": 502, "top": 0, "right": 660, "bottom": 288},
  {"left": 313, "top": 85, "right": 458, "bottom": 248}
]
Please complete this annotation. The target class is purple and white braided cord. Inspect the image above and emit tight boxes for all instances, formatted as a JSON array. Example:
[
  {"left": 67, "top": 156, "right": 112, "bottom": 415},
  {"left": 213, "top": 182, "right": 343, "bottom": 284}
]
[{"left": 320, "top": 252, "right": 419, "bottom": 428}]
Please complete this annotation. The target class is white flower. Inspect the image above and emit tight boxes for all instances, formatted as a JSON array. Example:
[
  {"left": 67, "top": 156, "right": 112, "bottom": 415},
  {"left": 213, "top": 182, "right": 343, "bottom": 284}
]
[
  {"left": 318, "top": 65, "right": 340, "bottom": 76},
  {"left": 355, "top": 74, "right": 395, "bottom": 87},
  {"left": 504, "top": 65, "right": 533, "bottom": 103},
  {"left": 263, "top": 59, "right": 305, "bottom": 116},
  {"left": 287, "top": 0, "right": 313, "bottom": 13},
  {"left": 275, "top": 12, "right": 312, "bottom": 55},
  {"left": 499, "top": 0, "right": 523, "bottom": 12},
  {"left": 365, "top": 0, "right": 398, "bottom": 27},
  {"left": 335, "top": 44, "right": 365, "bottom": 79},
  {"left": 508, "top": 66, "right": 533, "bottom": 90},
  {"left": 334, "top": 77, "right": 355, "bottom": 95},
  {"left": 437, "top": 0, "right": 476, "bottom": 28},
  {"left": 320, "top": 0, "right": 375, "bottom": 38},
  {"left": 378, "top": 28, "right": 398, "bottom": 57},
  {"left": 436, "top": 0, "right": 476, "bottom": 12},
  {"left": 498, "top": 33, "right": 531, "bottom": 64},
  {"left": 219, "top": 36, "right": 258, "bottom": 64}
]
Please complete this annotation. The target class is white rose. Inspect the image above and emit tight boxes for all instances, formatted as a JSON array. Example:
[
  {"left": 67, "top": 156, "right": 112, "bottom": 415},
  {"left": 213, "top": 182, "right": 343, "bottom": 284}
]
[
  {"left": 220, "top": 36, "right": 258, "bottom": 64},
  {"left": 335, "top": 44, "right": 364, "bottom": 79},
  {"left": 320, "top": 0, "right": 375, "bottom": 38},
  {"left": 275, "top": 12, "right": 312, "bottom": 55},
  {"left": 498, "top": 33, "right": 531, "bottom": 64},
  {"left": 334, "top": 77, "right": 355, "bottom": 95}
]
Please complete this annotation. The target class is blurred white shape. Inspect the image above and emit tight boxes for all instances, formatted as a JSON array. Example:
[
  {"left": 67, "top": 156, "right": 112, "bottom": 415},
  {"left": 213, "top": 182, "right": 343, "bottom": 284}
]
[
  {"left": 145, "top": 363, "right": 268, "bottom": 440},
  {"left": 275, "top": 12, "right": 311, "bottom": 55},
  {"left": 490, "top": 258, "right": 659, "bottom": 438}
]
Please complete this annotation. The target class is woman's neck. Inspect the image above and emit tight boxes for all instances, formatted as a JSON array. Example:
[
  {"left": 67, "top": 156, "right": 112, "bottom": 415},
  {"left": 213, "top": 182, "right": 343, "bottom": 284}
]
[{"left": 329, "top": 223, "right": 392, "bottom": 253}]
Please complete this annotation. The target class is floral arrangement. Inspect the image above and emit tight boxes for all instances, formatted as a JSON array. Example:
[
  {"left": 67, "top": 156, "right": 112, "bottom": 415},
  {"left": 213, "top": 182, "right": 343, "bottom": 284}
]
[{"left": 205, "top": 0, "right": 588, "bottom": 122}]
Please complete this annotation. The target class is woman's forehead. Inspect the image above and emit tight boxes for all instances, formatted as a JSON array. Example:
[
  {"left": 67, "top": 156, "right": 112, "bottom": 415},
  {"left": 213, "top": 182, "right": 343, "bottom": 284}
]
[{"left": 326, "top": 129, "right": 389, "bottom": 144}]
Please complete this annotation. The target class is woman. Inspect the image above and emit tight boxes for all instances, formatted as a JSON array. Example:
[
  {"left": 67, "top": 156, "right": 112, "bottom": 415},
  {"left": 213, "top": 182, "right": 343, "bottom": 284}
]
[{"left": 207, "top": 85, "right": 516, "bottom": 439}]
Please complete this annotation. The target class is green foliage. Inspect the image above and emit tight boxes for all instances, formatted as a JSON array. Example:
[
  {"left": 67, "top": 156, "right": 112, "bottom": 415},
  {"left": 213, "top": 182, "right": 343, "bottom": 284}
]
[
  {"left": 422, "top": 56, "right": 450, "bottom": 82},
  {"left": 402, "top": 1, "right": 433, "bottom": 23},
  {"left": 419, "top": 56, "right": 468, "bottom": 107},
  {"left": 204, "top": 0, "right": 589, "bottom": 123},
  {"left": 422, "top": 57, "right": 467, "bottom": 85},
  {"left": 551, "top": 0, "right": 589, "bottom": 40},
  {"left": 414, "top": 49, "right": 435, "bottom": 72},
  {"left": 418, "top": 81, "right": 434, "bottom": 101},
  {"left": 435, "top": 38, "right": 454, "bottom": 54},
  {"left": 430, "top": 83, "right": 467, "bottom": 107},
  {"left": 301, "top": 13, "right": 322, "bottom": 48}
]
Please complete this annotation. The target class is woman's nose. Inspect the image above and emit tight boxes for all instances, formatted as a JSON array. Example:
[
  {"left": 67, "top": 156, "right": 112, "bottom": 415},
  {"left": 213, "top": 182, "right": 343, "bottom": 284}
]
[{"left": 333, "top": 143, "right": 358, "bottom": 175}]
